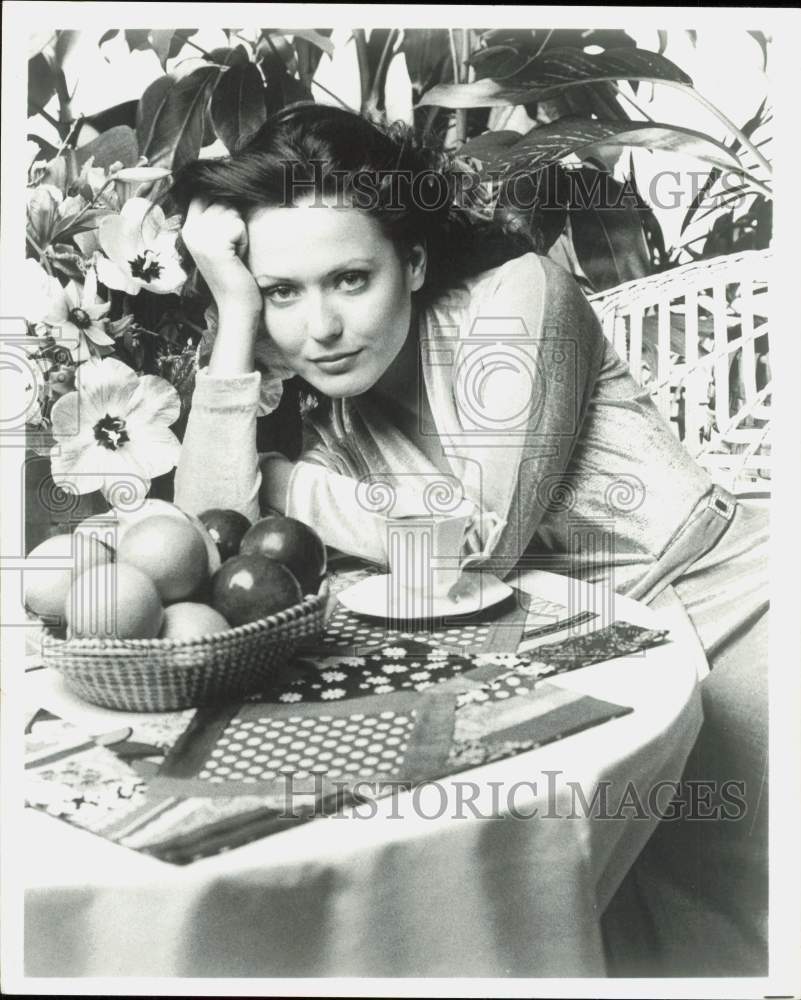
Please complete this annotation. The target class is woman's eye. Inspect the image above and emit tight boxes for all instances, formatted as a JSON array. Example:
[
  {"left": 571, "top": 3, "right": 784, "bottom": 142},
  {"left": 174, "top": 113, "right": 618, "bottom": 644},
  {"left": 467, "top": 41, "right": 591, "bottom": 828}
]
[
  {"left": 263, "top": 285, "right": 298, "bottom": 304},
  {"left": 338, "top": 271, "right": 368, "bottom": 291}
]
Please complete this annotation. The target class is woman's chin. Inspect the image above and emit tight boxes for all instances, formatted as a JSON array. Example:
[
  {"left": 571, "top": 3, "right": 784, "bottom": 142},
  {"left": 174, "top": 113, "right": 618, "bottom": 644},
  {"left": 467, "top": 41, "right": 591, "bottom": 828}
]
[{"left": 306, "top": 368, "right": 378, "bottom": 399}]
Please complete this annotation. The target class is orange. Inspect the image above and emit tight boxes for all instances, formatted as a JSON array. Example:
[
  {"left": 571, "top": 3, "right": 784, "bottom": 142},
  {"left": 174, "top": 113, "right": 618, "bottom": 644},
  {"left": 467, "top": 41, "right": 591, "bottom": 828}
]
[
  {"left": 158, "top": 602, "right": 230, "bottom": 640},
  {"left": 66, "top": 562, "right": 163, "bottom": 639},
  {"left": 23, "top": 533, "right": 113, "bottom": 626},
  {"left": 117, "top": 515, "right": 208, "bottom": 602}
]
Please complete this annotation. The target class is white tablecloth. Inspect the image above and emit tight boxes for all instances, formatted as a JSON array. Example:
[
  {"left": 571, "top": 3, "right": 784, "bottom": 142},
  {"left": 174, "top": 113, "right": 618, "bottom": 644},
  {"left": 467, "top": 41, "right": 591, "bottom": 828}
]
[{"left": 22, "top": 574, "right": 706, "bottom": 978}]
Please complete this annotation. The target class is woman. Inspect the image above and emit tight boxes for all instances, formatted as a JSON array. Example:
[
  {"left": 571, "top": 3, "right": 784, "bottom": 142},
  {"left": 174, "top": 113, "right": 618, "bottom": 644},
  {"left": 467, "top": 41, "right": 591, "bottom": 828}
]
[{"left": 170, "top": 104, "right": 769, "bottom": 974}]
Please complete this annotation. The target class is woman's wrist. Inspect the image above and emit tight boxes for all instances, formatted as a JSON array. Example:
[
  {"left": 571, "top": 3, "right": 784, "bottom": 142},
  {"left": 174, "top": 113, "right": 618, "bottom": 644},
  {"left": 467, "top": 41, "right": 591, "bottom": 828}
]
[{"left": 208, "top": 306, "right": 261, "bottom": 376}]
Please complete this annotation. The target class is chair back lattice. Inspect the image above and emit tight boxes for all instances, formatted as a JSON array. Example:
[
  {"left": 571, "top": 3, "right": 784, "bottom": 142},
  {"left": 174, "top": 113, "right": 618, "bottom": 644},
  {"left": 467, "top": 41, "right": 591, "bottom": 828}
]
[{"left": 588, "top": 249, "right": 772, "bottom": 496}]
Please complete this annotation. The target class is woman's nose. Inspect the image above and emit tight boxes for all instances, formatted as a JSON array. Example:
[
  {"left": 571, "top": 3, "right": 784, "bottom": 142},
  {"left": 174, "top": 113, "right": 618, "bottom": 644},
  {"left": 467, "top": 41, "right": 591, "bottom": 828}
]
[{"left": 307, "top": 295, "right": 343, "bottom": 343}]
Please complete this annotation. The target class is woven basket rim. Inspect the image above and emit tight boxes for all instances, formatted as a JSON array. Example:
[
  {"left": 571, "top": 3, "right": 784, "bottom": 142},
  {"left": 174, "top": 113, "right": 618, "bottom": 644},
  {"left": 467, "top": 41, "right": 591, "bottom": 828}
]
[{"left": 41, "top": 583, "right": 328, "bottom": 653}]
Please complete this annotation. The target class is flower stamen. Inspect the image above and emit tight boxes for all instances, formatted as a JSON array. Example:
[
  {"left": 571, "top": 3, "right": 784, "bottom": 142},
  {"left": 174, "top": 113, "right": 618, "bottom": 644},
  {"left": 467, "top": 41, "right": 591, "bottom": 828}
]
[
  {"left": 128, "top": 250, "right": 164, "bottom": 283},
  {"left": 68, "top": 307, "right": 92, "bottom": 329},
  {"left": 93, "top": 413, "right": 130, "bottom": 450}
]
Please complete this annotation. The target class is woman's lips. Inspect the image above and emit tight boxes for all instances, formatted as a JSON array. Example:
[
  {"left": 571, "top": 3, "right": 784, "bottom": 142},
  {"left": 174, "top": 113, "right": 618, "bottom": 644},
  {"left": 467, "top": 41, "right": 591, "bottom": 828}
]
[{"left": 311, "top": 349, "right": 362, "bottom": 373}]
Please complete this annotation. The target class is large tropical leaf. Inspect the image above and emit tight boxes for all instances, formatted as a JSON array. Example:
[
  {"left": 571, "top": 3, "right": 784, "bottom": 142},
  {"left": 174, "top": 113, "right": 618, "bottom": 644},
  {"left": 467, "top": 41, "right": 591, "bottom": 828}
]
[
  {"left": 402, "top": 29, "right": 452, "bottom": 96},
  {"left": 568, "top": 168, "right": 652, "bottom": 291},
  {"left": 75, "top": 125, "right": 139, "bottom": 169},
  {"left": 459, "top": 118, "right": 743, "bottom": 177},
  {"left": 292, "top": 28, "right": 334, "bottom": 86},
  {"left": 137, "top": 66, "right": 222, "bottom": 172},
  {"left": 493, "top": 163, "right": 570, "bottom": 254},
  {"left": 418, "top": 48, "right": 691, "bottom": 107},
  {"left": 28, "top": 52, "right": 56, "bottom": 116},
  {"left": 210, "top": 62, "right": 268, "bottom": 153}
]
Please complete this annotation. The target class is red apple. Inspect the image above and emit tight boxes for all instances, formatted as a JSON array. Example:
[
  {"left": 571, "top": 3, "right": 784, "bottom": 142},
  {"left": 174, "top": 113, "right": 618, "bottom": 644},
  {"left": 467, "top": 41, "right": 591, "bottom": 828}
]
[
  {"left": 239, "top": 515, "right": 326, "bottom": 595},
  {"left": 211, "top": 553, "right": 303, "bottom": 627},
  {"left": 198, "top": 508, "right": 252, "bottom": 563}
]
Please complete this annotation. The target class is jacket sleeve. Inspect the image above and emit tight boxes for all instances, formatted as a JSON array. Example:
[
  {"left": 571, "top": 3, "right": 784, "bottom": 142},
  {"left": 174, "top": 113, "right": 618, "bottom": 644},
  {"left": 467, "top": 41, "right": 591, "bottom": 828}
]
[
  {"left": 172, "top": 367, "right": 263, "bottom": 524},
  {"left": 450, "top": 253, "right": 607, "bottom": 578}
]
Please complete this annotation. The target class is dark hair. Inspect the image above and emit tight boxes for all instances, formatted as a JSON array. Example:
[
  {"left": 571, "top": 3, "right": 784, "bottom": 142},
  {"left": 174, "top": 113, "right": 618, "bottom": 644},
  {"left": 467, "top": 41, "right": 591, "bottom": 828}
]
[{"left": 168, "top": 102, "right": 535, "bottom": 310}]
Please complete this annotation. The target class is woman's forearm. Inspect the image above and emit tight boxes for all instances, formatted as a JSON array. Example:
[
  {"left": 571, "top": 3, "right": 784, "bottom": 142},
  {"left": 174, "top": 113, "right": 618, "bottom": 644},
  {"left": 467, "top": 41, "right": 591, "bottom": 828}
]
[{"left": 207, "top": 308, "right": 260, "bottom": 376}]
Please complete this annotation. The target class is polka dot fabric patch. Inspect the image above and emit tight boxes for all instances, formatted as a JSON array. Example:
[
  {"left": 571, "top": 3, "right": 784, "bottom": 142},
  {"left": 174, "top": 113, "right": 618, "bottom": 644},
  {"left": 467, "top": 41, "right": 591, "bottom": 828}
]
[
  {"left": 260, "top": 643, "right": 535, "bottom": 704},
  {"left": 195, "top": 710, "right": 416, "bottom": 786},
  {"left": 310, "top": 606, "right": 496, "bottom": 656}
]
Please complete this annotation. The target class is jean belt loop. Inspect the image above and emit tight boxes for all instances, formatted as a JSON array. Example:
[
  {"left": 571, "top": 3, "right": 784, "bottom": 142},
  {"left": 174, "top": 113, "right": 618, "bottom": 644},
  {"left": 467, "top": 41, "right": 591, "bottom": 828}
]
[{"left": 707, "top": 484, "right": 738, "bottom": 523}]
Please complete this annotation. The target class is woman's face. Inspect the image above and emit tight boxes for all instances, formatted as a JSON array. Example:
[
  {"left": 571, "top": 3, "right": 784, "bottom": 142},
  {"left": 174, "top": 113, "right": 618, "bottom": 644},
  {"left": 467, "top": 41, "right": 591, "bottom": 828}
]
[{"left": 246, "top": 199, "right": 426, "bottom": 398}]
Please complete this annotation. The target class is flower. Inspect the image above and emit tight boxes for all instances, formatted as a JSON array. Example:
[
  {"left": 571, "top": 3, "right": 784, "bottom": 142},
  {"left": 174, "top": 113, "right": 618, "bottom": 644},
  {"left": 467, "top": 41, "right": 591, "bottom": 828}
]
[
  {"left": 49, "top": 357, "right": 181, "bottom": 501},
  {"left": 320, "top": 688, "right": 346, "bottom": 701},
  {"left": 409, "top": 670, "right": 431, "bottom": 681},
  {"left": 373, "top": 685, "right": 394, "bottom": 695},
  {"left": 279, "top": 692, "right": 303, "bottom": 703},
  {"left": 382, "top": 646, "right": 408, "bottom": 658},
  {"left": 24, "top": 262, "right": 114, "bottom": 363},
  {"left": 321, "top": 670, "right": 347, "bottom": 682},
  {"left": 381, "top": 663, "right": 407, "bottom": 674},
  {"left": 97, "top": 198, "right": 186, "bottom": 295}
]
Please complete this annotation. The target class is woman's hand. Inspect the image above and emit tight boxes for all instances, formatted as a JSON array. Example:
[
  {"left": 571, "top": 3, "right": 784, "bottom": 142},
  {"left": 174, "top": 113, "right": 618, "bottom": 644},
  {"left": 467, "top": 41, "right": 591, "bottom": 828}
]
[
  {"left": 181, "top": 198, "right": 262, "bottom": 319},
  {"left": 181, "top": 198, "right": 262, "bottom": 375}
]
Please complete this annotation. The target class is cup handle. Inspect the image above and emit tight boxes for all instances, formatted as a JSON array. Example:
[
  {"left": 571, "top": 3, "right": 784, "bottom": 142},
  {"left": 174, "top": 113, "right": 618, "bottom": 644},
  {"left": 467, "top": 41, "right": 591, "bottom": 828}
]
[{"left": 458, "top": 511, "right": 505, "bottom": 571}]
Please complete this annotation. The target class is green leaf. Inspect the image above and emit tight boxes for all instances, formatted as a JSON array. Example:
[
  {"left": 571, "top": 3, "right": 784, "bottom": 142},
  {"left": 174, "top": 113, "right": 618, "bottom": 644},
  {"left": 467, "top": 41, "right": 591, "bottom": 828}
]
[
  {"left": 568, "top": 168, "right": 652, "bottom": 291},
  {"left": 417, "top": 47, "right": 692, "bottom": 108},
  {"left": 294, "top": 29, "right": 334, "bottom": 86},
  {"left": 283, "top": 29, "right": 335, "bottom": 56},
  {"left": 206, "top": 44, "right": 249, "bottom": 67},
  {"left": 137, "top": 66, "right": 222, "bottom": 172},
  {"left": 149, "top": 30, "right": 176, "bottom": 69},
  {"left": 124, "top": 29, "right": 151, "bottom": 52},
  {"left": 75, "top": 125, "right": 139, "bottom": 170},
  {"left": 210, "top": 62, "right": 268, "bottom": 153},
  {"left": 402, "top": 29, "right": 452, "bottom": 95},
  {"left": 28, "top": 52, "right": 56, "bottom": 116},
  {"left": 461, "top": 118, "right": 743, "bottom": 177},
  {"left": 458, "top": 129, "right": 521, "bottom": 161}
]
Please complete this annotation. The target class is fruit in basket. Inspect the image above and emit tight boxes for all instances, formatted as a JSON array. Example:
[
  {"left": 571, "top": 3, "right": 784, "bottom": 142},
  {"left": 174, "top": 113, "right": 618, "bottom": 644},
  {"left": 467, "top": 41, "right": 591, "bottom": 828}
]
[
  {"left": 72, "top": 500, "right": 221, "bottom": 575},
  {"left": 158, "top": 602, "right": 230, "bottom": 639},
  {"left": 240, "top": 515, "right": 326, "bottom": 595},
  {"left": 117, "top": 515, "right": 208, "bottom": 602},
  {"left": 211, "top": 553, "right": 303, "bottom": 626},
  {"left": 198, "top": 508, "right": 252, "bottom": 562},
  {"left": 23, "top": 533, "right": 113, "bottom": 626},
  {"left": 66, "top": 562, "right": 163, "bottom": 639}
]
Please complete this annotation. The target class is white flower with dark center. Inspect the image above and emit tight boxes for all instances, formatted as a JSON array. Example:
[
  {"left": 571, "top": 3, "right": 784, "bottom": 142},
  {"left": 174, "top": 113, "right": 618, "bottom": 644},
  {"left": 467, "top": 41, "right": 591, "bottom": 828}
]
[
  {"left": 97, "top": 197, "right": 186, "bottom": 295},
  {"left": 49, "top": 357, "right": 181, "bottom": 501},
  {"left": 22, "top": 261, "right": 114, "bottom": 363}
]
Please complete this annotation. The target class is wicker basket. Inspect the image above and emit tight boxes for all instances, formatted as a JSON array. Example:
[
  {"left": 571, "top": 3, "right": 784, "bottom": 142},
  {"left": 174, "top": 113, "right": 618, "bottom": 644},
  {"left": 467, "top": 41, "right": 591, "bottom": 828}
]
[{"left": 40, "top": 587, "right": 328, "bottom": 712}]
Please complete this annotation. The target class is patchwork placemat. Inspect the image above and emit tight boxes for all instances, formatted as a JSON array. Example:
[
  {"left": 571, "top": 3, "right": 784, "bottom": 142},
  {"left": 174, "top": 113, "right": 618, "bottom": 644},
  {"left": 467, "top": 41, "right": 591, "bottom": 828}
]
[
  {"left": 24, "top": 621, "right": 668, "bottom": 865},
  {"left": 301, "top": 568, "right": 532, "bottom": 657}
]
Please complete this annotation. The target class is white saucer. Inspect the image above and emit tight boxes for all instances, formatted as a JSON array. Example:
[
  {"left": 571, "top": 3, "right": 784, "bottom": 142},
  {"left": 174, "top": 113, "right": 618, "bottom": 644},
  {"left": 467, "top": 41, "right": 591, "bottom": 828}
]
[{"left": 336, "top": 572, "right": 514, "bottom": 621}]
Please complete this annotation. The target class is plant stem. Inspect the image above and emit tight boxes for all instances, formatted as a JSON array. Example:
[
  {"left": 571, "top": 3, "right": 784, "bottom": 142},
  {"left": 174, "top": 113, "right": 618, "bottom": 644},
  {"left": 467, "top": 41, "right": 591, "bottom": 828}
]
[
  {"left": 352, "top": 30, "right": 371, "bottom": 111},
  {"left": 31, "top": 103, "right": 61, "bottom": 131},
  {"left": 180, "top": 35, "right": 212, "bottom": 58},
  {"left": 26, "top": 233, "right": 52, "bottom": 272},
  {"left": 310, "top": 79, "right": 356, "bottom": 112},
  {"left": 657, "top": 80, "right": 772, "bottom": 176},
  {"left": 449, "top": 29, "right": 467, "bottom": 144},
  {"left": 366, "top": 28, "right": 399, "bottom": 115},
  {"left": 613, "top": 84, "right": 655, "bottom": 122}
]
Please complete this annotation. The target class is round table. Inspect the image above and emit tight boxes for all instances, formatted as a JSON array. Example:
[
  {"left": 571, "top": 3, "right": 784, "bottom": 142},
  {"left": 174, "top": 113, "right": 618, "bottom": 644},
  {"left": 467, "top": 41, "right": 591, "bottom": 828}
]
[{"left": 21, "top": 572, "right": 706, "bottom": 978}]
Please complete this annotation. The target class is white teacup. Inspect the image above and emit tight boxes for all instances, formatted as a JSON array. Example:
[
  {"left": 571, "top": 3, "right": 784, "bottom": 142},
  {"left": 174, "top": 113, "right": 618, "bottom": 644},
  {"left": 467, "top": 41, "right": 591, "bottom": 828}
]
[{"left": 385, "top": 498, "right": 505, "bottom": 617}]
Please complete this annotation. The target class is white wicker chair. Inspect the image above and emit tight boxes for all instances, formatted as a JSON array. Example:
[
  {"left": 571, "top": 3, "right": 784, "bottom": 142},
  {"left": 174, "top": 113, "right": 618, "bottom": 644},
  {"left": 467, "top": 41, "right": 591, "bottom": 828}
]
[{"left": 588, "top": 249, "right": 772, "bottom": 496}]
